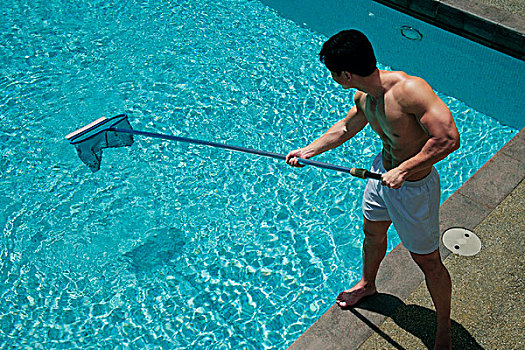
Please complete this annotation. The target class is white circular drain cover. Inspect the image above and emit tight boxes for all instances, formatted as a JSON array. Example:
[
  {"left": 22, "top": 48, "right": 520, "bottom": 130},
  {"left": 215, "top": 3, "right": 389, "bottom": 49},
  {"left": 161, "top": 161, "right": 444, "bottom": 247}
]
[{"left": 442, "top": 228, "right": 481, "bottom": 256}]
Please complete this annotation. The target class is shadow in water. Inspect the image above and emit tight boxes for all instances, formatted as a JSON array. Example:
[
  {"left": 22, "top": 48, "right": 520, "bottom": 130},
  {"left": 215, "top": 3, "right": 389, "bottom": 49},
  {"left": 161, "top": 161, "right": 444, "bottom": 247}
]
[
  {"left": 122, "top": 227, "right": 186, "bottom": 274},
  {"left": 350, "top": 293, "right": 484, "bottom": 350}
]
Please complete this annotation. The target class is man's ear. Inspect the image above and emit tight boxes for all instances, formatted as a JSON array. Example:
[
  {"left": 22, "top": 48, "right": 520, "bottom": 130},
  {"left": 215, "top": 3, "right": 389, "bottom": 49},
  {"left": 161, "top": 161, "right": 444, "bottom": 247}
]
[{"left": 343, "top": 71, "right": 352, "bottom": 81}]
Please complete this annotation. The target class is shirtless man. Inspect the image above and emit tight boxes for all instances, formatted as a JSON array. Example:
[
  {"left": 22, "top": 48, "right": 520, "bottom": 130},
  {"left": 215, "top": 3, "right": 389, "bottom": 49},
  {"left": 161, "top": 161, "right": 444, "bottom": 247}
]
[{"left": 286, "top": 30, "right": 460, "bottom": 350}]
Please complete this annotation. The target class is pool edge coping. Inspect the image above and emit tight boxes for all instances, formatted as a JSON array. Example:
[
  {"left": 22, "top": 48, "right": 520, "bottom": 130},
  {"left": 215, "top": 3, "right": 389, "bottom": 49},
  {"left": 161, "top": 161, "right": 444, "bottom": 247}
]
[{"left": 288, "top": 129, "right": 524, "bottom": 350}]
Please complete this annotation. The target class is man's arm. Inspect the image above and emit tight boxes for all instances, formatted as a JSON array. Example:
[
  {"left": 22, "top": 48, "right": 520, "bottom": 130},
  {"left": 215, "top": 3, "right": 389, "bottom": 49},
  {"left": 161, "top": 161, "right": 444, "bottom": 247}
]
[
  {"left": 286, "top": 93, "right": 369, "bottom": 167},
  {"left": 383, "top": 78, "right": 460, "bottom": 188}
]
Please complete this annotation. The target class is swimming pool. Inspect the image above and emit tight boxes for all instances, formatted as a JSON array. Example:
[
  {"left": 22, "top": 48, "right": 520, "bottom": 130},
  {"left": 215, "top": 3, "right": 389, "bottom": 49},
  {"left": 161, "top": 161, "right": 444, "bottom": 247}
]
[{"left": 0, "top": 0, "right": 519, "bottom": 349}]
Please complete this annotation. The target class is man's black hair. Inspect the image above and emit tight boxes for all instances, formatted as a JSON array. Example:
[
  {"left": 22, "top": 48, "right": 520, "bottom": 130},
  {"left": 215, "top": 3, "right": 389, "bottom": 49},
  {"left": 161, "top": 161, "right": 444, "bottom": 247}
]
[{"left": 319, "top": 30, "right": 377, "bottom": 77}]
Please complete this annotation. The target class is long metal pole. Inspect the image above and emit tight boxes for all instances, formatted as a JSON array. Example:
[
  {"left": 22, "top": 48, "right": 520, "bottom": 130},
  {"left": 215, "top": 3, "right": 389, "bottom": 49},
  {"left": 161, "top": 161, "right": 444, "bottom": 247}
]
[{"left": 110, "top": 127, "right": 382, "bottom": 180}]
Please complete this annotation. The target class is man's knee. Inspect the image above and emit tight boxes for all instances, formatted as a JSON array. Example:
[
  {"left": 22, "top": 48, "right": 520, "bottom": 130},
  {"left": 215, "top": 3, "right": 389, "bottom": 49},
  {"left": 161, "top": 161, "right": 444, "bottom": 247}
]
[
  {"left": 363, "top": 218, "right": 390, "bottom": 242},
  {"left": 410, "top": 249, "right": 446, "bottom": 273}
]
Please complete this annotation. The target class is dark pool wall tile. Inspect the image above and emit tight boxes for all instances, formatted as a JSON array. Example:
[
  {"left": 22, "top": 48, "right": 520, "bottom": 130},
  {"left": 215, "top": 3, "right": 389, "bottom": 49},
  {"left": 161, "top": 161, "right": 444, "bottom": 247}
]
[
  {"left": 464, "top": 16, "right": 499, "bottom": 41},
  {"left": 408, "top": 0, "right": 438, "bottom": 18},
  {"left": 493, "top": 27, "right": 524, "bottom": 57},
  {"left": 435, "top": 3, "right": 465, "bottom": 30},
  {"left": 382, "top": 0, "right": 411, "bottom": 8}
]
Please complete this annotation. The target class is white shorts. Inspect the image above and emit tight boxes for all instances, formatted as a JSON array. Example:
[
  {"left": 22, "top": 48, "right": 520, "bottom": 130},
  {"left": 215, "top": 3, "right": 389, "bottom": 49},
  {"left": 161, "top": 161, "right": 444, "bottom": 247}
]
[{"left": 362, "top": 153, "right": 441, "bottom": 255}]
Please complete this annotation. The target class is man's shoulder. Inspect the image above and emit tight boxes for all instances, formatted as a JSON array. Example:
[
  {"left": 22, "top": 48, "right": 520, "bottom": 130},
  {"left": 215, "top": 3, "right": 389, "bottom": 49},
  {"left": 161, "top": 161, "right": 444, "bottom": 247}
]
[
  {"left": 388, "top": 74, "right": 434, "bottom": 106},
  {"left": 391, "top": 77, "right": 443, "bottom": 118},
  {"left": 401, "top": 75, "right": 429, "bottom": 90},
  {"left": 389, "top": 73, "right": 428, "bottom": 93}
]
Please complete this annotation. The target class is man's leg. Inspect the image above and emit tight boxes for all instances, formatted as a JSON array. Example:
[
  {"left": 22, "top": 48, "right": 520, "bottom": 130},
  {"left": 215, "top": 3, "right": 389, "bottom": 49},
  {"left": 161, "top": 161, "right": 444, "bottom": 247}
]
[
  {"left": 336, "top": 217, "right": 391, "bottom": 308},
  {"left": 410, "top": 249, "right": 452, "bottom": 350}
]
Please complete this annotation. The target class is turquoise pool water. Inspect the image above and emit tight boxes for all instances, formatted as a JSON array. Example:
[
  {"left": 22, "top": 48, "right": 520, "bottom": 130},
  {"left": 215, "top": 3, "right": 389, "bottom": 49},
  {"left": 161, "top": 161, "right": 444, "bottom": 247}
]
[{"left": 0, "top": 0, "right": 518, "bottom": 348}]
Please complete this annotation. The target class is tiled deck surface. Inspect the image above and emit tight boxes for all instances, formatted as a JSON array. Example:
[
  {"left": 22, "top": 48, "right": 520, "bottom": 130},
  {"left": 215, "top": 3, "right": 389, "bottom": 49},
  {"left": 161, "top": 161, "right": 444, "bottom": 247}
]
[{"left": 289, "top": 1, "right": 524, "bottom": 349}]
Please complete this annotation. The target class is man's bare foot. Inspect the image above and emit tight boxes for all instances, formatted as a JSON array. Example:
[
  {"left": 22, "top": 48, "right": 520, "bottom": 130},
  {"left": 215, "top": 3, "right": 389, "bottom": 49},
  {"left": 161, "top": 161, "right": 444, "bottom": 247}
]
[{"left": 336, "top": 280, "right": 377, "bottom": 309}]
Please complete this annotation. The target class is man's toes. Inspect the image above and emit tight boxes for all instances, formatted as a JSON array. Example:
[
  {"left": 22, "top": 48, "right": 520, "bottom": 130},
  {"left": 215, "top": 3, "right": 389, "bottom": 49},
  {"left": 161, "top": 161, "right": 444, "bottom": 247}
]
[
  {"left": 336, "top": 291, "right": 356, "bottom": 308},
  {"left": 336, "top": 300, "right": 348, "bottom": 308}
]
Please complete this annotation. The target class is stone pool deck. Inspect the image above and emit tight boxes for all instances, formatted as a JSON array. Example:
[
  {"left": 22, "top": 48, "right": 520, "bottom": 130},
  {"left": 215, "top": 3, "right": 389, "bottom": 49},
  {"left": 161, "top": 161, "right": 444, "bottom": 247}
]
[{"left": 289, "top": 1, "right": 524, "bottom": 348}]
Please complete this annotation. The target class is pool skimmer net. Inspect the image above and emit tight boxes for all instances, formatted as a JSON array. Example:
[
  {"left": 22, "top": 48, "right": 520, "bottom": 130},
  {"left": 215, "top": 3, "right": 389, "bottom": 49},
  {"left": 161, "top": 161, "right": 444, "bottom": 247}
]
[
  {"left": 442, "top": 227, "right": 481, "bottom": 256},
  {"left": 65, "top": 114, "right": 383, "bottom": 180}
]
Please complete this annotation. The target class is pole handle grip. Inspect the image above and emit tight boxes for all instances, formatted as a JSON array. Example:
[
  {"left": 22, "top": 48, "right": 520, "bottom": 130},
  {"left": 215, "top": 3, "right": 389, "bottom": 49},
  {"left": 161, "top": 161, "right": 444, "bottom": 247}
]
[{"left": 350, "top": 167, "right": 383, "bottom": 180}]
